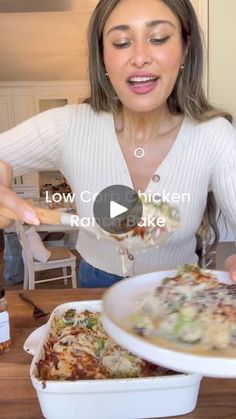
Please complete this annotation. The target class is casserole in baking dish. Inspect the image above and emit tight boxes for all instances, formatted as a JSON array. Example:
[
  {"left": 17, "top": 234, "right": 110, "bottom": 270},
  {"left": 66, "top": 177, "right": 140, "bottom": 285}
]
[{"left": 25, "top": 300, "right": 201, "bottom": 419}]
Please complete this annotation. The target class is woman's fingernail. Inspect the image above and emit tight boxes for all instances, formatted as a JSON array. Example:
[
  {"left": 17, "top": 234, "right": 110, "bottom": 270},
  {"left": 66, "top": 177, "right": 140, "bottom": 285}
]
[
  {"left": 23, "top": 212, "right": 40, "bottom": 225},
  {"left": 231, "top": 271, "right": 236, "bottom": 281}
]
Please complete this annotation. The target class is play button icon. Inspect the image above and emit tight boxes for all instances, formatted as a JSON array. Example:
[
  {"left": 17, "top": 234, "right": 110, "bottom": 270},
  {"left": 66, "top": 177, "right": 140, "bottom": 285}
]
[
  {"left": 110, "top": 201, "right": 128, "bottom": 219},
  {"left": 93, "top": 185, "right": 143, "bottom": 234}
]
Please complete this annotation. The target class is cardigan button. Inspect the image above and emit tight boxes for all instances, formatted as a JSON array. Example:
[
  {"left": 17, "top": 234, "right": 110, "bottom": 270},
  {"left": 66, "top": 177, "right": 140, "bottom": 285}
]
[{"left": 152, "top": 174, "right": 160, "bottom": 183}]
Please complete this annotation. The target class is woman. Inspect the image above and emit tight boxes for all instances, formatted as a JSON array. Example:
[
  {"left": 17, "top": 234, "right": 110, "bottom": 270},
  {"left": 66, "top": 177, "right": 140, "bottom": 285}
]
[{"left": 0, "top": 0, "right": 236, "bottom": 287}]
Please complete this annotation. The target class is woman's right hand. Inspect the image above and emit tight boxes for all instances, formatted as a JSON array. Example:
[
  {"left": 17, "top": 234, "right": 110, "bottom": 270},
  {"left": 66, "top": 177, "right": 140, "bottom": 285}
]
[{"left": 0, "top": 160, "right": 40, "bottom": 228}]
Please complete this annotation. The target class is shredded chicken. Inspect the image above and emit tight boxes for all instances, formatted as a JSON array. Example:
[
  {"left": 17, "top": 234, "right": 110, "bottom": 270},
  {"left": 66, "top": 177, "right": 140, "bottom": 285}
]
[{"left": 132, "top": 265, "right": 236, "bottom": 351}]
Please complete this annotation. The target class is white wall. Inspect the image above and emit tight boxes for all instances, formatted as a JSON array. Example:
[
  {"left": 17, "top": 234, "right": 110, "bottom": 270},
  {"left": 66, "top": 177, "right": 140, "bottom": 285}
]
[
  {"left": 208, "top": 0, "right": 236, "bottom": 118},
  {"left": 0, "top": 4, "right": 95, "bottom": 81}
]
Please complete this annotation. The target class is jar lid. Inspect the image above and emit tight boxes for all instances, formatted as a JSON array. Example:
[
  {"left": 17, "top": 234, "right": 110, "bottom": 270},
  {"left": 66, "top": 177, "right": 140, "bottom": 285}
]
[{"left": 0, "top": 289, "right": 5, "bottom": 298}]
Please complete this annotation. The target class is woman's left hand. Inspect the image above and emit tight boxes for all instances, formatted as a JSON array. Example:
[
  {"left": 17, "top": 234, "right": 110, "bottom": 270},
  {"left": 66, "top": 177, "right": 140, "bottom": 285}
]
[{"left": 225, "top": 254, "right": 236, "bottom": 282}]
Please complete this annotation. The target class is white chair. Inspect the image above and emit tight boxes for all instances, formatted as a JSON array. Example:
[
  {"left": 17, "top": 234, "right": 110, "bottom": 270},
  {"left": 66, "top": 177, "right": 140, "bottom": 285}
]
[{"left": 15, "top": 221, "right": 77, "bottom": 290}]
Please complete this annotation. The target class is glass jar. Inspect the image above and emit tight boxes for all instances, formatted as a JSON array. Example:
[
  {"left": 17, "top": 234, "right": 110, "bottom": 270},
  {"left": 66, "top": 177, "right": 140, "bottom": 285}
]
[{"left": 0, "top": 289, "right": 11, "bottom": 353}]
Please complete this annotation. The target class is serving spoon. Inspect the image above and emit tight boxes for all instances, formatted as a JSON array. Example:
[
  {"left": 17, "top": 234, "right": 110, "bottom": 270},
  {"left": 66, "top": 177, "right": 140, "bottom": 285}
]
[
  {"left": 0, "top": 201, "right": 180, "bottom": 277},
  {"left": 19, "top": 292, "right": 50, "bottom": 319}
]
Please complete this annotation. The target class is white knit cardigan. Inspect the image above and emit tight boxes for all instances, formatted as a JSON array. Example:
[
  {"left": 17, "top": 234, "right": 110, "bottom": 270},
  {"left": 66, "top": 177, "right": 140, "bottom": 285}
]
[{"left": 0, "top": 104, "right": 236, "bottom": 275}]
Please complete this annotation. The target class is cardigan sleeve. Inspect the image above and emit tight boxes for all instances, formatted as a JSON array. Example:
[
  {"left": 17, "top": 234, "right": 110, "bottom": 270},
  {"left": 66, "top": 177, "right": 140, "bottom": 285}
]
[
  {"left": 0, "top": 106, "right": 68, "bottom": 176},
  {"left": 210, "top": 123, "right": 236, "bottom": 236}
]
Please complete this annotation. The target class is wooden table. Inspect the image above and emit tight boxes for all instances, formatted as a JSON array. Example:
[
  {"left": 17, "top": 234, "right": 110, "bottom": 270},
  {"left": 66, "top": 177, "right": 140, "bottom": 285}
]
[{"left": 1, "top": 289, "right": 236, "bottom": 419}]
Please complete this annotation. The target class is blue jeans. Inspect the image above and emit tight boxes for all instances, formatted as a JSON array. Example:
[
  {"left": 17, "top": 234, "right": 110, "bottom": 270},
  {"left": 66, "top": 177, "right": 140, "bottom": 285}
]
[{"left": 79, "top": 259, "right": 123, "bottom": 288}]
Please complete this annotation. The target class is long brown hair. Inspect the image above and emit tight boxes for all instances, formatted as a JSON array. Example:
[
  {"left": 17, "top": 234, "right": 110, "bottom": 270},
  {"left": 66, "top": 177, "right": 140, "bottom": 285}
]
[{"left": 85, "top": 0, "right": 233, "bottom": 264}]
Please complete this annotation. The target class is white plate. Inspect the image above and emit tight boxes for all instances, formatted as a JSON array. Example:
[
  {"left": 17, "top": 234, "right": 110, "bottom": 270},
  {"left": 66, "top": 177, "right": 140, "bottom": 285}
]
[{"left": 102, "top": 270, "right": 236, "bottom": 378}]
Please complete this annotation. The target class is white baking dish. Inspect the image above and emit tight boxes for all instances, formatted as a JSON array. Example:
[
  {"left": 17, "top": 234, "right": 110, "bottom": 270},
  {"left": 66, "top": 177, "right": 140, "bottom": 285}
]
[{"left": 25, "top": 300, "right": 202, "bottom": 419}]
